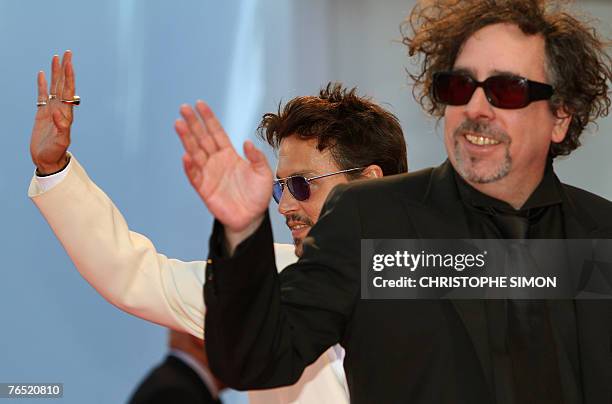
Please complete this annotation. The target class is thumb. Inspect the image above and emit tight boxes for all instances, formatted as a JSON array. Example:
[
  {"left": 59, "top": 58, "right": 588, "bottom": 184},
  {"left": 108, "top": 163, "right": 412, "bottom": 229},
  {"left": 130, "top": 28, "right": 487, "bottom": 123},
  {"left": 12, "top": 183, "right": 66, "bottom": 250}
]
[{"left": 243, "top": 140, "right": 269, "bottom": 171}]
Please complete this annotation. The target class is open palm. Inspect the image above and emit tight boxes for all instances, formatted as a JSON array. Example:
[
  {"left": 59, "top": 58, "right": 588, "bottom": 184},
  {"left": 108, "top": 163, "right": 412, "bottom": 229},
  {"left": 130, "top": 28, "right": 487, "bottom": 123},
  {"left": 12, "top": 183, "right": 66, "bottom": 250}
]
[
  {"left": 30, "top": 51, "right": 75, "bottom": 174},
  {"left": 175, "top": 101, "right": 272, "bottom": 233}
]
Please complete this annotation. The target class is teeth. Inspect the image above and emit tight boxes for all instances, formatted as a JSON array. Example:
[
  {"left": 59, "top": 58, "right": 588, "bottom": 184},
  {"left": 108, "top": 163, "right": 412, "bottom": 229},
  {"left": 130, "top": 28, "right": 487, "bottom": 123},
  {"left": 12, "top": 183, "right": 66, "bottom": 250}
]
[
  {"left": 290, "top": 225, "right": 308, "bottom": 230},
  {"left": 465, "top": 134, "right": 500, "bottom": 146}
]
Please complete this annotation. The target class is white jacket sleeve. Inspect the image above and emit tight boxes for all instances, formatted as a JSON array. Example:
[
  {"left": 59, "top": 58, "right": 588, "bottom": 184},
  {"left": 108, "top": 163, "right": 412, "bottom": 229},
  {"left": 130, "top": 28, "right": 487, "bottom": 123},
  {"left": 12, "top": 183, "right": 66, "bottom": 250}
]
[
  {"left": 28, "top": 155, "right": 205, "bottom": 337},
  {"left": 28, "top": 154, "right": 298, "bottom": 339}
]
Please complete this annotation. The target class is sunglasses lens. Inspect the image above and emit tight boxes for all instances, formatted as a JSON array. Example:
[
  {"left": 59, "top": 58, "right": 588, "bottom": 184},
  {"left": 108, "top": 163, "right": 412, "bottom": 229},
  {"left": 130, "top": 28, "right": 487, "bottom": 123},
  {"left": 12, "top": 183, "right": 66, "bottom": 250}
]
[
  {"left": 486, "top": 76, "right": 528, "bottom": 109},
  {"left": 272, "top": 181, "right": 283, "bottom": 203},
  {"left": 435, "top": 72, "right": 551, "bottom": 109},
  {"left": 434, "top": 73, "right": 475, "bottom": 105},
  {"left": 287, "top": 176, "right": 310, "bottom": 201}
]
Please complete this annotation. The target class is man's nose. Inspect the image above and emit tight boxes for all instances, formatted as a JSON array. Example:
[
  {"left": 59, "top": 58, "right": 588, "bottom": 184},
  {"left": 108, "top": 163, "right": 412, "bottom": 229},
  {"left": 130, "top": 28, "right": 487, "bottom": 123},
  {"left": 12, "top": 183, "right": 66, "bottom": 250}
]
[
  {"left": 464, "top": 87, "right": 495, "bottom": 121},
  {"left": 278, "top": 187, "right": 299, "bottom": 215}
]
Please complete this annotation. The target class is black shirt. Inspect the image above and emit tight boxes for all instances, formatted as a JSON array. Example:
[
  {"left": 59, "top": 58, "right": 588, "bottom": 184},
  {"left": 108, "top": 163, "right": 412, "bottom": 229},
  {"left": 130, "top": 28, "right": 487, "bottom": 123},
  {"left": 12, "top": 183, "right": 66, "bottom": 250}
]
[{"left": 454, "top": 163, "right": 583, "bottom": 404}]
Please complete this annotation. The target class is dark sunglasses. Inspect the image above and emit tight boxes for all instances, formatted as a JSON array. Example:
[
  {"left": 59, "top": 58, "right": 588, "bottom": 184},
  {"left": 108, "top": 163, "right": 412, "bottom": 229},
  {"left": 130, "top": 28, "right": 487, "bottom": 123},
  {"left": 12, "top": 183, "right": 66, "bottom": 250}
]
[
  {"left": 432, "top": 71, "right": 554, "bottom": 109},
  {"left": 272, "top": 167, "right": 364, "bottom": 203}
]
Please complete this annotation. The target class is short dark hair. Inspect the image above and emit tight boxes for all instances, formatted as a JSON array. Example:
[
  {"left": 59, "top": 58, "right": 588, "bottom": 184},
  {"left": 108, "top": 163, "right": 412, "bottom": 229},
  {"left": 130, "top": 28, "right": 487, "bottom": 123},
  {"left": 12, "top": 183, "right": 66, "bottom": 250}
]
[
  {"left": 257, "top": 82, "right": 408, "bottom": 177},
  {"left": 401, "top": 0, "right": 612, "bottom": 158}
]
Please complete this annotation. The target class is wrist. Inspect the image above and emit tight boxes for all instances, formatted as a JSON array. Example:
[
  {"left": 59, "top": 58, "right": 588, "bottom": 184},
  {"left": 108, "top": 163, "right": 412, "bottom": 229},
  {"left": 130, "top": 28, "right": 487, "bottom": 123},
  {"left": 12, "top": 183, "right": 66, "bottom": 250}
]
[
  {"left": 36, "top": 154, "right": 70, "bottom": 176},
  {"left": 224, "top": 215, "right": 265, "bottom": 257}
]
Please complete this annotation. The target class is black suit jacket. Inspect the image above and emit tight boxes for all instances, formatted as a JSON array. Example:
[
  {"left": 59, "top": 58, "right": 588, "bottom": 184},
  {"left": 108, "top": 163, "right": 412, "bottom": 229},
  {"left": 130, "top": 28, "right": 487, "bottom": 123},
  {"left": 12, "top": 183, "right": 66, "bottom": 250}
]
[
  {"left": 205, "top": 161, "right": 612, "bottom": 404},
  {"left": 128, "top": 355, "right": 220, "bottom": 404}
]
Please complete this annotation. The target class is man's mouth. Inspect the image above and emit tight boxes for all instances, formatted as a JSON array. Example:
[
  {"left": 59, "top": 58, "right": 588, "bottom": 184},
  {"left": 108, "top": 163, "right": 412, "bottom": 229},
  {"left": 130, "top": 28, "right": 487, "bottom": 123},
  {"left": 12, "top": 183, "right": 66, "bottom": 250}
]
[
  {"left": 287, "top": 222, "right": 311, "bottom": 240},
  {"left": 288, "top": 222, "right": 310, "bottom": 231},
  {"left": 464, "top": 133, "right": 501, "bottom": 146},
  {"left": 285, "top": 214, "right": 314, "bottom": 240}
]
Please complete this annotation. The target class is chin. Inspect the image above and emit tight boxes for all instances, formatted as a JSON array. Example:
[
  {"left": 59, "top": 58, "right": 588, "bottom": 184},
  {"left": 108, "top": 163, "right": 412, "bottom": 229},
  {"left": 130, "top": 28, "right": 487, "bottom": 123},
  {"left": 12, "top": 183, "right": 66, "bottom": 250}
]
[
  {"left": 455, "top": 154, "right": 511, "bottom": 184},
  {"left": 294, "top": 239, "right": 304, "bottom": 258},
  {"left": 462, "top": 164, "right": 510, "bottom": 183}
]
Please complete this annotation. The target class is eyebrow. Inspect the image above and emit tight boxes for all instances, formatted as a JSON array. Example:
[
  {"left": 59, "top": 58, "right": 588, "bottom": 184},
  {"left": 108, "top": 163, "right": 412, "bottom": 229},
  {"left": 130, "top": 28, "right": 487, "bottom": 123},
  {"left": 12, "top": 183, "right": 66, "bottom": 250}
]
[
  {"left": 451, "top": 67, "right": 522, "bottom": 78},
  {"left": 451, "top": 67, "right": 476, "bottom": 76}
]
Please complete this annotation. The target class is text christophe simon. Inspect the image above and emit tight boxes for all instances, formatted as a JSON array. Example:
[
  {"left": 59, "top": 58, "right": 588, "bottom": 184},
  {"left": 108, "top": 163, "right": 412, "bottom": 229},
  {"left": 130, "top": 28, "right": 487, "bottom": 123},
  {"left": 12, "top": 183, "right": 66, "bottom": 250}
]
[{"left": 371, "top": 250, "right": 557, "bottom": 289}]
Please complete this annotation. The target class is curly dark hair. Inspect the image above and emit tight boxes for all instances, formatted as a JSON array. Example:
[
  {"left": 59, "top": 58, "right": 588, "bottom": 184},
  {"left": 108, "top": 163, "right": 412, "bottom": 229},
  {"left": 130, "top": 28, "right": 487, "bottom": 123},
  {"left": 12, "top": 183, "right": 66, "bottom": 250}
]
[
  {"left": 401, "top": 0, "right": 612, "bottom": 157},
  {"left": 257, "top": 82, "right": 408, "bottom": 176}
]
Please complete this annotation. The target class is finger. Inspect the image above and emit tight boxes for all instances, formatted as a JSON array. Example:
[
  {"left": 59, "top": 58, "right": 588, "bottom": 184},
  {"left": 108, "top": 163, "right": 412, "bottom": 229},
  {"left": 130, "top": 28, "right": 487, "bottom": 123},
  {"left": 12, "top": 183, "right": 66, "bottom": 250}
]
[
  {"left": 61, "top": 51, "right": 75, "bottom": 100},
  {"left": 175, "top": 119, "right": 208, "bottom": 168},
  {"left": 195, "top": 100, "right": 232, "bottom": 149},
  {"left": 56, "top": 51, "right": 70, "bottom": 100},
  {"left": 180, "top": 104, "right": 218, "bottom": 155},
  {"left": 182, "top": 154, "right": 201, "bottom": 189},
  {"left": 174, "top": 117, "right": 204, "bottom": 157},
  {"left": 37, "top": 71, "right": 48, "bottom": 100},
  {"left": 243, "top": 140, "right": 269, "bottom": 171},
  {"left": 60, "top": 60, "right": 75, "bottom": 122},
  {"left": 50, "top": 54, "right": 60, "bottom": 96}
]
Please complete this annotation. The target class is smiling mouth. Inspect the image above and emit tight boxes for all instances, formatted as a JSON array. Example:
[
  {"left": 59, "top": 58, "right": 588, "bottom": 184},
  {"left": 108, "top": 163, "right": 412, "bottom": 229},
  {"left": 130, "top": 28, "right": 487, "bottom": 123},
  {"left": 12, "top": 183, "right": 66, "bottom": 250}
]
[
  {"left": 464, "top": 133, "right": 501, "bottom": 146},
  {"left": 288, "top": 223, "right": 310, "bottom": 231}
]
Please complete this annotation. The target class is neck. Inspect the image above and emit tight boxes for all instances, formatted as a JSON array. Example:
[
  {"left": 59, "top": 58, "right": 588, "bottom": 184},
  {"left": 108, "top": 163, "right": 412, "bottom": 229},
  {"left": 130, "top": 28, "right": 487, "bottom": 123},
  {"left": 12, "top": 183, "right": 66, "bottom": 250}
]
[{"left": 465, "top": 165, "right": 546, "bottom": 210}]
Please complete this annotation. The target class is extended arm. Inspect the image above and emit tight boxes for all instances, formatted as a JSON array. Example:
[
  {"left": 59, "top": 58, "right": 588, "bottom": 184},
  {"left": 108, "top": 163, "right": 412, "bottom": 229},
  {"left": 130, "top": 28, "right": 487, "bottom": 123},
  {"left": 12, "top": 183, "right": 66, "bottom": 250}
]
[
  {"left": 29, "top": 152, "right": 299, "bottom": 338},
  {"left": 28, "top": 52, "right": 208, "bottom": 337},
  {"left": 29, "top": 154, "right": 206, "bottom": 337}
]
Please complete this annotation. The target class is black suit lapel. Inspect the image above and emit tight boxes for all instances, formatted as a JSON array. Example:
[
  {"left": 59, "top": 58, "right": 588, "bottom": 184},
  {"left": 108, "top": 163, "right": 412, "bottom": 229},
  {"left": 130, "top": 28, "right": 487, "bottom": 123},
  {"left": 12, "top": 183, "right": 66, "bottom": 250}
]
[
  {"left": 397, "top": 160, "right": 472, "bottom": 239},
  {"left": 397, "top": 161, "right": 493, "bottom": 387}
]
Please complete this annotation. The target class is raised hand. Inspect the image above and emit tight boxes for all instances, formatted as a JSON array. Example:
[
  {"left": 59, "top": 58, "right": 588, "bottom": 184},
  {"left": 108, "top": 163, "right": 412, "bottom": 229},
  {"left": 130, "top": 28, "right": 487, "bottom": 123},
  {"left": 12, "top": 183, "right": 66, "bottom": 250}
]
[
  {"left": 30, "top": 51, "right": 76, "bottom": 175},
  {"left": 175, "top": 101, "right": 273, "bottom": 236}
]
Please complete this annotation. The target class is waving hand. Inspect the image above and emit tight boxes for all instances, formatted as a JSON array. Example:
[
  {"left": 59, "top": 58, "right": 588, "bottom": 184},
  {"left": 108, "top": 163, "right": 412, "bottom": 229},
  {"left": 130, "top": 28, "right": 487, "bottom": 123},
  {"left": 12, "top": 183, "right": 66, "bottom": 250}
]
[
  {"left": 30, "top": 51, "right": 76, "bottom": 174},
  {"left": 175, "top": 101, "right": 272, "bottom": 237}
]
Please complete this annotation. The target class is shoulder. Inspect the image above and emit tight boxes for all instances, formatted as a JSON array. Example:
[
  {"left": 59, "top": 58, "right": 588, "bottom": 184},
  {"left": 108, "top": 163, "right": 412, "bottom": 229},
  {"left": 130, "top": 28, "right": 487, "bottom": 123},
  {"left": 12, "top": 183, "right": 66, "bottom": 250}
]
[
  {"left": 561, "top": 183, "right": 612, "bottom": 230},
  {"left": 128, "top": 357, "right": 206, "bottom": 404},
  {"left": 329, "top": 166, "right": 436, "bottom": 205},
  {"left": 563, "top": 183, "right": 612, "bottom": 209}
]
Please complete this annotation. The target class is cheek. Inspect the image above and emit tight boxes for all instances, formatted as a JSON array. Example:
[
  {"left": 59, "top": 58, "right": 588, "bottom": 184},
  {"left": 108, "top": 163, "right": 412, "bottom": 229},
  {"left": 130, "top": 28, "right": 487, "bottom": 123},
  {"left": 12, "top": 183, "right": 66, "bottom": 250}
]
[
  {"left": 506, "top": 110, "right": 553, "bottom": 157},
  {"left": 302, "top": 204, "right": 320, "bottom": 224},
  {"left": 304, "top": 183, "right": 341, "bottom": 224},
  {"left": 443, "top": 108, "right": 462, "bottom": 153},
  {"left": 309, "top": 189, "right": 332, "bottom": 218},
  {"left": 443, "top": 108, "right": 461, "bottom": 139}
]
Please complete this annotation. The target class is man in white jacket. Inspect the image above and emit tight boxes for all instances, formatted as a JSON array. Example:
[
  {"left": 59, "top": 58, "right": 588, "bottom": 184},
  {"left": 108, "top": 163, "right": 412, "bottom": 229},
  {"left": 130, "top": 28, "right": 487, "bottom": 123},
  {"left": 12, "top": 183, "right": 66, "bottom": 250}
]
[{"left": 28, "top": 51, "right": 407, "bottom": 403}]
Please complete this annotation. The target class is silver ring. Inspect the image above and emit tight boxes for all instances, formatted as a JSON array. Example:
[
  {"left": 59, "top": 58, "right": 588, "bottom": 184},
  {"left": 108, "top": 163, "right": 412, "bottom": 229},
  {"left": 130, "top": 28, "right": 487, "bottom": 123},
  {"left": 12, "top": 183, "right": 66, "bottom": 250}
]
[
  {"left": 37, "top": 100, "right": 47, "bottom": 107},
  {"left": 61, "top": 95, "right": 80, "bottom": 106},
  {"left": 48, "top": 94, "right": 57, "bottom": 100}
]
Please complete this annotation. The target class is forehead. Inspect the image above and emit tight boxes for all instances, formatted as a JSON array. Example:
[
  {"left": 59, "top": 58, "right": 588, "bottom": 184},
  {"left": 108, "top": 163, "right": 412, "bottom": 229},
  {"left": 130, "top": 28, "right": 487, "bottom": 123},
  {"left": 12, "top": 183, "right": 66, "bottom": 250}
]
[
  {"left": 454, "top": 23, "right": 548, "bottom": 82},
  {"left": 276, "top": 135, "right": 340, "bottom": 177}
]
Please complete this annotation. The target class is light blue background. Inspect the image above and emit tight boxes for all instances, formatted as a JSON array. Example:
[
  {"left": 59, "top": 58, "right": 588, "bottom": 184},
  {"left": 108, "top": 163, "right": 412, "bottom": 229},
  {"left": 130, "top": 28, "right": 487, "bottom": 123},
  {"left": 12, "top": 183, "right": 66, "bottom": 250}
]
[{"left": 1, "top": 1, "right": 610, "bottom": 403}]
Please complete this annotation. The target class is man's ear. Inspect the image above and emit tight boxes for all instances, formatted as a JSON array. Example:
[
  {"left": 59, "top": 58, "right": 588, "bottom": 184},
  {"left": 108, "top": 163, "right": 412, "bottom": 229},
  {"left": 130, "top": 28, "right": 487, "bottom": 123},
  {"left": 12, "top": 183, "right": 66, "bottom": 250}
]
[
  {"left": 551, "top": 106, "right": 572, "bottom": 144},
  {"left": 361, "top": 164, "right": 383, "bottom": 179}
]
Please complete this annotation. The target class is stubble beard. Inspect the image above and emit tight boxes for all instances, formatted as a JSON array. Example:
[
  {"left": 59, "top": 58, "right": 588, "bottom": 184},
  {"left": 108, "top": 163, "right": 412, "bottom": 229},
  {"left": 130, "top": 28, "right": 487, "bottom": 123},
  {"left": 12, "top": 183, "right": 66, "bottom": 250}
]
[
  {"left": 294, "top": 238, "right": 304, "bottom": 258},
  {"left": 286, "top": 213, "right": 314, "bottom": 258},
  {"left": 452, "top": 120, "right": 512, "bottom": 184}
]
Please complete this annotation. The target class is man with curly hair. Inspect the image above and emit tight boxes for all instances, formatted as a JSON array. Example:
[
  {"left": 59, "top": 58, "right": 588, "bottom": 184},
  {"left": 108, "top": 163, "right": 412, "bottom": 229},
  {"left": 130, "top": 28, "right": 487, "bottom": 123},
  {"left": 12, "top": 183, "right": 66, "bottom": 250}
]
[{"left": 183, "top": 1, "right": 612, "bottom": 403}]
